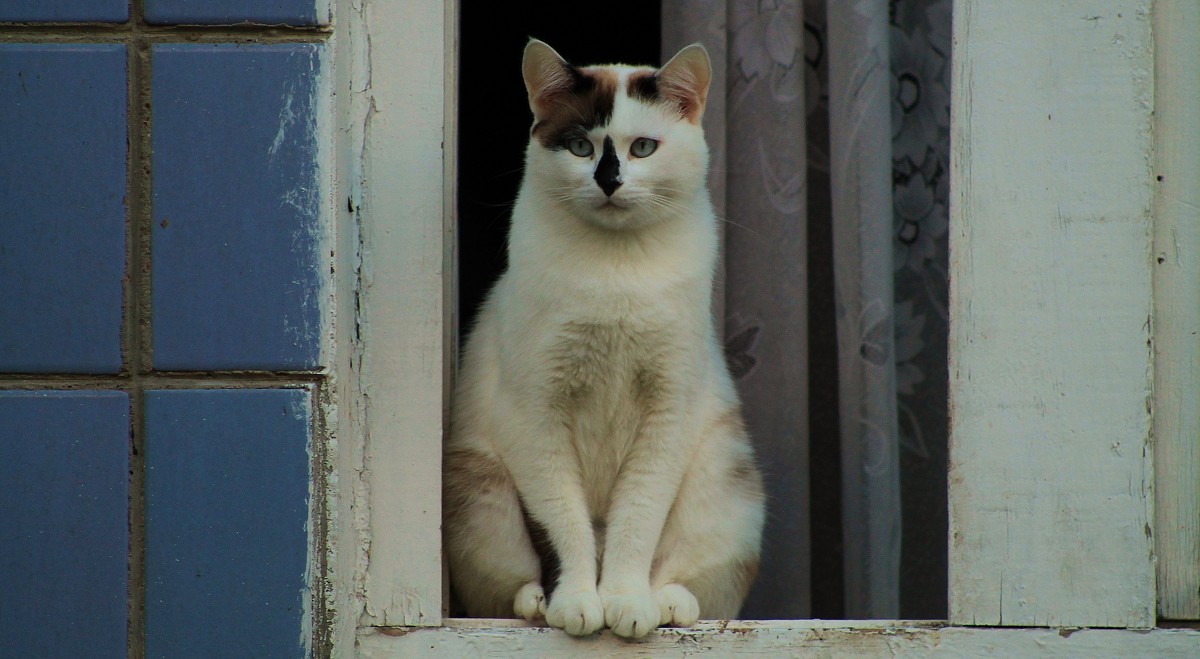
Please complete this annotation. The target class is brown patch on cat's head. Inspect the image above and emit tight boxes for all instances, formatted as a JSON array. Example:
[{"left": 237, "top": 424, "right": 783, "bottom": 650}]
[
  {"left": 443, "top": 447, "right": 512, "bottom": 522},
  {"left": 627, "top": 70, "right": 659, "bottom": 103},
  {"left": 523, "top": 39, "right": 618, "bottom": 150},
  {"left": 628, "top": 44, "right": 712, "bottom": 124}
]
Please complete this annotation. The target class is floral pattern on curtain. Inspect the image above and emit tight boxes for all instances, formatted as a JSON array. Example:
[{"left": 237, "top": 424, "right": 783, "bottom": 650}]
[
  {"left": 888, "top": 0, "right": 951, "bottom": 620},
  {"left": 826, "top": 0, "right": 901, "bottom": 619},
  {"left": 666, "top": 0, "right": 814, "bottom": 620},
  {"left": 664, "top": 0, "right": 951, "bottom": 619}
]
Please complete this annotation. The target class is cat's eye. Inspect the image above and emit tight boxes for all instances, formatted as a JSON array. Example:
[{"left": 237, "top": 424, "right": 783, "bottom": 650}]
[
  {"left": 630, "top": 137, "right": 659, "bottom": 158},
  {"left": 565, "top": 137, "right": 594, "bottom": 157}
]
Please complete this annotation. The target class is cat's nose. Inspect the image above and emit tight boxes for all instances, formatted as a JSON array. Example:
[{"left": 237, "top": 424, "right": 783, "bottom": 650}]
[
  {"left": 594, "top": 136, "right": 622, "bottom": 197},
  {"left": 597, "top": 176, "right": 622, "bottom": 197}
]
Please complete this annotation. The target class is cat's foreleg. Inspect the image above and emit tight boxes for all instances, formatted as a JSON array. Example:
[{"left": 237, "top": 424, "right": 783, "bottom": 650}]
[
  {"left": 650, "top": 409, "right": 764, "bottom": 620},
  {"left": 502, "top": 418, "right": 605, "bottom": 636},
  {"left": 597, "top": 401, "right": 696, "bottom": 639}
]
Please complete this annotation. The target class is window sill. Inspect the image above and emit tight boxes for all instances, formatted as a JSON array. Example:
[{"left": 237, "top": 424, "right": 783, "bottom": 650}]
[{"left": 357, "top": 619, "right": 1200, "bottom": 656}]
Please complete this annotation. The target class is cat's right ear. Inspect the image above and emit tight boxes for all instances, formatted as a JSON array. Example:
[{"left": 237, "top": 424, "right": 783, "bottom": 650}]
[{"left": 523, "top": 39, "right": 574, "bottom": 118}]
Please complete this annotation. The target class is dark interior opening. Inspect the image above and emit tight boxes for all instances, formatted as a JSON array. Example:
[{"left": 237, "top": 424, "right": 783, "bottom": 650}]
[{"left": 457, "top": 5, "right": 663, "bottom": 337}]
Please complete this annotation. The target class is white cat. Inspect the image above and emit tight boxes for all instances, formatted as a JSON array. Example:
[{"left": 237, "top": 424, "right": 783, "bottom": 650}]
[{"left": 444, "top": 39, "right": 765, "bottom": 639}]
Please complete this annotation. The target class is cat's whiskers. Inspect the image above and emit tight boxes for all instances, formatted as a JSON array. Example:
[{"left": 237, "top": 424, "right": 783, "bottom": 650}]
[
  {"left": 643, "top": 191, "right": 765, "bottom": 240},
  {"left": 541, "top": 184, "right": 585, "bottom": 207},
  {"left": 713, "top": 215, "right": 765, "bottom": 240},
  {"left": 537, "top": 185, "right": 767, "bottom": 241},
  {"left": 638, "top": 193, "right": 688, "bottom": 218},
  {"left": 638, "top": 186, "right": 764, "bottom": 239}
]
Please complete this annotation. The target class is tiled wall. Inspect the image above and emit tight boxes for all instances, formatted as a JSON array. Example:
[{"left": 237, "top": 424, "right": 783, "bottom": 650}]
[{"left": 1, "top": 4, "right": 329, "bottom": 657}]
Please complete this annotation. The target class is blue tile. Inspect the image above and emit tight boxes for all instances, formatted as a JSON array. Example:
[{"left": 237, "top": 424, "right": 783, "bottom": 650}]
[
  {"left": 0, "top": 45, "right": 126, "bottom": 373},
  {"left": 151, "top": 44, "right": 327, "bottom": 372},
  {"left": 144, "top": 0, "right": 323, "bottom": 26},
  {"left": 0, "top": 1, "right": 128, "bottom": 22},
  {"left": 0, "top": 391, "right": 129, "bottom": 658},
  {"left": 145, "top": 388, "right": 310, "bottom": 659}
]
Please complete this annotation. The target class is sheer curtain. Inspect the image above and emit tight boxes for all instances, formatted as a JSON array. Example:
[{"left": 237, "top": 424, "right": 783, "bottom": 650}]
[
  {"left": 663, "top": 0, "right": 951, "bottom": 619},
  {"left": 665, "top": 0, "right": 813, "bottom": 619}
]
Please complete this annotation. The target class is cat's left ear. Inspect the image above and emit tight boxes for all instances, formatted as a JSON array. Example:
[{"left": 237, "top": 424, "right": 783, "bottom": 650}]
[{"left": 657, "top": 43, "right": 711, "bottom": 123}]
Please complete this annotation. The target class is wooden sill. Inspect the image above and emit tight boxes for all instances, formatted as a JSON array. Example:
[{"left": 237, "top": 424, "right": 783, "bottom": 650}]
[{"left": 359, "top": 619, "right": 1200, "bottom": 657}]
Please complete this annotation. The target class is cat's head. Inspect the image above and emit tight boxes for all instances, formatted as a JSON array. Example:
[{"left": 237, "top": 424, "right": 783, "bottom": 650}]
[{"left": 521, "top": 39, "right": 711, "bottom": 231}]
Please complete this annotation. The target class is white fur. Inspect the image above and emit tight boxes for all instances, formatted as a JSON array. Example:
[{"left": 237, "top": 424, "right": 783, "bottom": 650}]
[{"left": 444, "top": 42, "right": 764, "bottom": 639}]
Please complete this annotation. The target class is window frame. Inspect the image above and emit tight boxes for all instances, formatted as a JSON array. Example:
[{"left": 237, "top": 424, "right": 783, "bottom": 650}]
[{"left": 323, "top": 0, "right": 1200, "bottom": 654}]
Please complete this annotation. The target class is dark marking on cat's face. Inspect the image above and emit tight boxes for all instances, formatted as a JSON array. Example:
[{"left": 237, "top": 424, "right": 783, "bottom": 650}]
[
  {"left": 627, "top": 71, "right": 659, "bottom": 104},
  {"left": 531, "top": 66, "right": 617, "bottom": 151},
  {"left": 594, "top": 136, "right": 621, "bottom": 196}
]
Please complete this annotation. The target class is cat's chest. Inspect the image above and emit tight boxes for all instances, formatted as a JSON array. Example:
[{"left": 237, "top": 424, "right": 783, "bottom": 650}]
[
  {"left": 551, "top": 319, "right": 667, "bottom": 485},
  {"left": 550, "top": 317, "right": 669, "bottom": 392},
  {"left": 497, "top": 272, "right": 706, "bottom": 398}
]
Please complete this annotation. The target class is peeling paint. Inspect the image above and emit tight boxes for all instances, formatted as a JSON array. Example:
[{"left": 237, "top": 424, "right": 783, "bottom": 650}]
[
  {"left": 358, "top": 622, "right": 1200, "bottom": 657},
  {"left": 320, "top": 0, "right": 378, "bottom": 654},
  {"left": 268, "top": 84, "right": 297, "bottom": 159},
  {"left": 343, "top": 0, "right": 449, "bottom": 633}
]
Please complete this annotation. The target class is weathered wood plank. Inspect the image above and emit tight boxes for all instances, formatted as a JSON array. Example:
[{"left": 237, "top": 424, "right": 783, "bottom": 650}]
[
  {"left": 358, "top": 620, "right": 1200, "bottom": 657},
  {"left": 948, "top": 1, "right": 1156, "bottom": 627},
  {"left": 354, "top": 0, "right": 452, "bottom": 628},
  {"left": 1152, "top": 0, "right": 1200, "bottom": 622},
  {"left": 327, "top": 0, "right": 378, "bottom": 651}
]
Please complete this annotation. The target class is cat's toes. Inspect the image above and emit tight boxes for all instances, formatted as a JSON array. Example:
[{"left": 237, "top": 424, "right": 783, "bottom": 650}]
[
  {"left": 600, "top": 586, "right": 661, "bottom": 639},
  {"left": 655, "top": 583, "right": 700, "bottom": 627},
  {"left": 513, "top": 581, "right": 546, "bottom": 620},
  {"left": 544, "top": 588, "right": 604, "bottom": 636}
]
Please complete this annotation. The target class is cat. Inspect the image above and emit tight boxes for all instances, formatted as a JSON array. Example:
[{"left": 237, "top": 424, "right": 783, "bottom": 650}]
[{"left": 443, "top": 39, "right": 765, "bottom": 639}]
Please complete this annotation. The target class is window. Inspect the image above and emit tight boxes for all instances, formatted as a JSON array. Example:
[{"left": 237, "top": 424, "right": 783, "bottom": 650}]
[
  {"left": 4, "top": 0, "right": 1193, "bottom": 656},
  {"left": 326, "top": 0, "right": 1199, "bottom": 654}
]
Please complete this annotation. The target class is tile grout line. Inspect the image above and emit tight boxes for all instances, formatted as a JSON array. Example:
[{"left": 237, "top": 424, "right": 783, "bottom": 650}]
[
  {"left": 0, "top": 24, "right": 331, "bottom": 41},
  {"left": 311, "top": 380, "right": 334, "bottom": 657},
  {"left": 127, "top": 3, "right": 149, "bottom": 653},
  {"left": 0, "top": 374, "right": 328, "bottom": 386}
]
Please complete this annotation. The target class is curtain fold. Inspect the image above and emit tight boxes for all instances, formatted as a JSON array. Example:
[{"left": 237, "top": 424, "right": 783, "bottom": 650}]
[
  {"left": 826, "top": 0, "right": 901, "bottom": 619},
  {"left": 663, "top": 0, "right": 950, "bottom": 620},
  {"left": 665, "top": 0, "right": 813, "bottom": 619}
]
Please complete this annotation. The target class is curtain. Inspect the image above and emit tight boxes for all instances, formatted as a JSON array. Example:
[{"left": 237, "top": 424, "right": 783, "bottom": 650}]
[
  {"left": 665, "top": 0, "right": 813, "bottom": 619},
  {"left": 663, "top": 0, "right": 951, "bottom": 619},
  {"left": 826, "top": 0, "right": 900, "bottom": 619}
]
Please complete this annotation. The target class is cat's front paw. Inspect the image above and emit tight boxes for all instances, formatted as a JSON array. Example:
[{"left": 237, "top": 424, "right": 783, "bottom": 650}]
[
  {"left": 545, "top": 588, "right": 604, "bottom": 636},
  {"left": 513, "top": 581, "right": 546, "bottom": 620},
  {"left": 655, "top": 583, "right": 700, "bottom": 627},
  {"left": 600, "top": 585, "right": 661, "bottom": 639}
]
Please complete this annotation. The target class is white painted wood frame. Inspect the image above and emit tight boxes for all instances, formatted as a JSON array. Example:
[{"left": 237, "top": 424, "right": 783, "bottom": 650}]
[
  {"left": 325, "top": 0, "right": 1200, "bottom": 655},
  {"left": 1152, "top": 0, "right": 1200, "bottom": 622},
  {"left": 352, "top": 0, "right": 454, "bottom": 628},
  {"left": 359, "top": 619, "right": 1200, "bottom": 656},
  {"left": 948, "top": 0, "right": 1155, "bottom": 628},
  {"left": 326, "top": 0, "right": 455, "bottom": 651}
]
